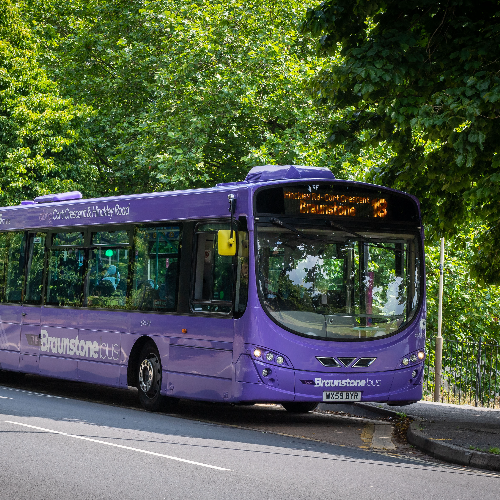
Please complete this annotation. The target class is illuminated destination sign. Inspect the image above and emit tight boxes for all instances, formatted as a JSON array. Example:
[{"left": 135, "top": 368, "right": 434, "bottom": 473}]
[
  {"left": 255, "top": 184, "right": 419, "bottom": 223},
  {"left": 283, "top": 189, "right": 387, "bottom": 218}
]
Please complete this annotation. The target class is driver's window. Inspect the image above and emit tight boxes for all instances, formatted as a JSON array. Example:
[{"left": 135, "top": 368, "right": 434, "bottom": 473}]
[{"left": 191, "top": 223, "right": 234, "bottom": 314}]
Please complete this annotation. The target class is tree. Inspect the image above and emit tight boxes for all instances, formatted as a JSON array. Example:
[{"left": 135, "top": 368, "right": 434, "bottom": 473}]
[
  {"left": 26, "top": 0, "right": 341, "bottom": 194},
  {"left": 426, "top": 228, "right": 500, "bottom": 343},
  {"left": 0, "top": 0, "right": 96, "bottom": 205},
  {"left": 303, "top": 0, "right": 500, "bottom": 283}
]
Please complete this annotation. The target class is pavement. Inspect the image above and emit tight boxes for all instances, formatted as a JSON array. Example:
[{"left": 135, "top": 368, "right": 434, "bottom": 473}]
[{"left": 356, "top": 401, "right": 500, "bottom": 472}]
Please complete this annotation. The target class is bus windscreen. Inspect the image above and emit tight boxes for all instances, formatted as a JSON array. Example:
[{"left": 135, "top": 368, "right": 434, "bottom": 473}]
[{"left": 256, "top": 225, "right": 421, "bottom": 341}]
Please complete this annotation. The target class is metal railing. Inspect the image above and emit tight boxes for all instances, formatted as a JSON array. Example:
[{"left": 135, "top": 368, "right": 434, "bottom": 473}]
[{"left": 424, "top": 336, "right": 500, "bottom": 408}]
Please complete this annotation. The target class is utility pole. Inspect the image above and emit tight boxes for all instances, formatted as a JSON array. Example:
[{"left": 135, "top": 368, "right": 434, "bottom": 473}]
[{"left": 434, "top": 237, "right": 445, "bottom": 402}]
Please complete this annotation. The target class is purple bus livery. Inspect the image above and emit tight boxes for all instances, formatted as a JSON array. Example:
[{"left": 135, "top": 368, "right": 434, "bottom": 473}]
[{"left": 0, "top": 165, "right": 425, "bottom": 413}]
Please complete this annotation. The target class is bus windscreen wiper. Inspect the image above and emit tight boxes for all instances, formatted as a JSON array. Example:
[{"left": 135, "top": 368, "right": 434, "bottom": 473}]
[
  {"left": 270, "top": 218, "right": 319, "bottom": 241},
  {"left": 327, "top": 220, "right": 365, "bottom": 240},
  {"left": 327, "top": 220, "right": 404, "bottom": 253}
]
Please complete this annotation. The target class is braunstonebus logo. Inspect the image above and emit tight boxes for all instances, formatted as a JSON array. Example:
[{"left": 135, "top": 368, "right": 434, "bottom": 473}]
[
  {"left": 312, "top": 378, "right": 382, "bottom": 388},
  {"left": 40, "top": 330, "right": 119, "bottom": 361}
]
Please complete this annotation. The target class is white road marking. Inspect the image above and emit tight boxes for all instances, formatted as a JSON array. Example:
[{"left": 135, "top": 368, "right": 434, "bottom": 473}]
[
  {"left": 5, "top": 420, "right": 231, "bottom": 471},
  {"left": 1, "top": 387, "right": 64, "bottom": 399}
]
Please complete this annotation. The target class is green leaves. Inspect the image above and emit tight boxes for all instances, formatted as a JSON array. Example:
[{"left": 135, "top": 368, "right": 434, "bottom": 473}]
[
  {"left": 303, "top": 0, "right": 500, "bottom": 282},
  {"left": 426, "top": 228, "right": 500, "bottom": 342},
  {"left": 22, "top": 0, "right": 343, "bottom": 194},
  {"left": 0, "top": 0, "right": 96, "bottom": 205}
]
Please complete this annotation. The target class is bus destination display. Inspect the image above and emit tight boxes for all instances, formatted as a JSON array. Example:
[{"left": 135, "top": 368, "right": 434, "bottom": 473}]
[
  {"left": 255, "top": 184, "right": 419, "bottom": 223},
  {"left": 283, "top": 188, "right": 387, "bottom": 218}
]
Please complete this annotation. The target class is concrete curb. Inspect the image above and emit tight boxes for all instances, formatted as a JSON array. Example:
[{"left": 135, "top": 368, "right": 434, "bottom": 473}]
[
  {"left": 407, "top": 421, "right": 500, "bottom": 472},
  {"left": 322, "top": 402, "right": 500, "bottom": 471},
  {"left": 354, "top": 402, "right": 400, "bottom": 418}
]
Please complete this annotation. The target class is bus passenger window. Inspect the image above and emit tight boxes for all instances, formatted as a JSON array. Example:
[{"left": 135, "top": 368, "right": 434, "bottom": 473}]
[
  {"left": 25, "top": 233, "right": 46, "bottom": 304},
  {"left": 46, "top": 232, "right": 85, "bottom": 307},
  {"left": 0, "top": 231, "right": 26, "bottom": 303},
  {"left": 87, "top": 230, "right": 130, "bottom": 309},
  {"left": 191, "top": 223, "right": 234, "bottom": 314},
  {"left": 129, "top": 225, "right": 181, "bottom": 312},
  {"left": 52, "top": 232, "right": 84, "bottom": 247}
]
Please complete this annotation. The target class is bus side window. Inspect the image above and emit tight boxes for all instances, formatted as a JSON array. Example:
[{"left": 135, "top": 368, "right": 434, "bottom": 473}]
[
  {"left": 87, "top": 230, "right": 130, "bottom": 309},
  {"left": 191, "top": 223, "right": 234, "bottom": 314},
  {"left": 45, "top": 232, "right": 86, "bottom": 307},
  {"left": 0, "top": 231, "right": 26, "bottom": 303},
  {"left": 25, "top": 233, "right": 46, "bottom": 304},
  {"left": 130, "top": 225, "right": 181, "bottom": 312}
]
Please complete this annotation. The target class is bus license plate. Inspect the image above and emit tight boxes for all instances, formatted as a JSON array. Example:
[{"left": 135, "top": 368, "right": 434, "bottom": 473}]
[{"left": 323, "top": 391, "right": 362, "bottom": 402}]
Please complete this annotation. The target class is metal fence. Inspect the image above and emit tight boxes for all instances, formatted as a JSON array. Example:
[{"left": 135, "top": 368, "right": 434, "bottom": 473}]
[{"left": 423, "top": 336, "right": 500, "bottom": 408}]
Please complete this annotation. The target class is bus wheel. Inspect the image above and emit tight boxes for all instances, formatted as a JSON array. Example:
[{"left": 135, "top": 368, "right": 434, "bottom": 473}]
[
  {"left": 137, "top": 342, "right": 163, "bottom": 411},
  {"left": 281, "top": 402, "right": 318, "bottom": 413}
]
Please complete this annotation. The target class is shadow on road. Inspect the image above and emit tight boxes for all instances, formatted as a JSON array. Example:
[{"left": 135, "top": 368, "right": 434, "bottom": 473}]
[{"left": 0, "top": 370, "right": 496, "bottom": 478}]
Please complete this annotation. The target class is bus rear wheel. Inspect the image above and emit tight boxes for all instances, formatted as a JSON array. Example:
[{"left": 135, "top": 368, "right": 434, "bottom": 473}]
[
  {"left": 281, "top": 402, "right": 318, "bottom": 413},
  {"left": 137, "top": 342, "right": 164, "bottom": 411}
]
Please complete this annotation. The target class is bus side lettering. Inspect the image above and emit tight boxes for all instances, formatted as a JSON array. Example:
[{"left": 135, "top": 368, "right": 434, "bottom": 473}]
[{"left": 40, "top": 329, "right": 117, "bottom": 361}]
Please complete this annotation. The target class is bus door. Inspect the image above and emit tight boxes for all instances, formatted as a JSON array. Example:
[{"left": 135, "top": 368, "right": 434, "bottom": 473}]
[
  {"left": 166, "top": 222, "right": 246, "bottom": 401},
  {"left": 0, "top": 231, "right": 26, "bottom": 371},
  {"left": 76, "top": 229, "right": 132, "bottom": 386},
  {"left": 19, "top": 232, "right": 45, "bottom": 373},
  {"left": 38, "top": 230, "right": 86, "bottom": 380}
]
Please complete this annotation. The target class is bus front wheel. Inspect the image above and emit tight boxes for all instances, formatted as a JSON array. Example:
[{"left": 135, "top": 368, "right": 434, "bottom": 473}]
[
  {"left": 137, "top": 342, "right": 164, "bottom": 411},
  {"left": 281, "top": 402, "right": 318, "bottom": 413}
]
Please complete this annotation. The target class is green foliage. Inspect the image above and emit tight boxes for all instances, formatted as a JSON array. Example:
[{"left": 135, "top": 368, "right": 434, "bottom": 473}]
[
  {"left": 424, "top": 333, "right": 500, "bottom": 407},
  {"left": 25, "top": 0, "right": 341, "bottom": 194},
  {"left": 303, "top": 0, "right": 500, "bottom": 283},
  {"left": 425, "top": 229, "right": 500, "bottom": 343},
  {"left": 0, "top": 0, "right": 96, "bottom": 205}
]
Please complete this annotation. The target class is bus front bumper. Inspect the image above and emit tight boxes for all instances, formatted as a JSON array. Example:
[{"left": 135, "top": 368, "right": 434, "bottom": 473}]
[{"left": 235, "top": 355, "right": 424, "bottom": 404}]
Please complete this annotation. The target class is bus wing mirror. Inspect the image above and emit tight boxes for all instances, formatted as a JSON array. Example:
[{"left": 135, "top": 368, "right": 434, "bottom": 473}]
[{"left": 218, "top": 230, "right": 236, "bottom": 256}]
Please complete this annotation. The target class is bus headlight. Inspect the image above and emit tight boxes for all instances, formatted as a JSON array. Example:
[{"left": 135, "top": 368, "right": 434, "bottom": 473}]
[
  {"left": 250, "top": 346, "right": 290, "bottom": 367},
  {"left": 402, "top": 357, "right": 409, "bottom": 366},
  {"left": 417, "top": 351, "right": 425, "bottom": 360}
]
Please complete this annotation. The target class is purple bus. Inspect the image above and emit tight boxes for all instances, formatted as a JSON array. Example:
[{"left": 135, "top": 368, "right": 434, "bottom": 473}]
[{"left": 0, "top": 165, "right": 425, "bottom": 412}]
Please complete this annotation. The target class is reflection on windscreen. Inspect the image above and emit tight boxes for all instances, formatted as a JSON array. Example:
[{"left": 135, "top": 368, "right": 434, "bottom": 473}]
[{"left": 257, "top": 226, "right": 420, "bottom": 340}]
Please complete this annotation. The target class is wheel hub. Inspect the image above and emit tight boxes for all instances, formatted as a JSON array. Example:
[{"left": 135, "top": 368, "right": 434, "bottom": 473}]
[{"left": 139, "top": 358, "right": 155, "bottom": 393}]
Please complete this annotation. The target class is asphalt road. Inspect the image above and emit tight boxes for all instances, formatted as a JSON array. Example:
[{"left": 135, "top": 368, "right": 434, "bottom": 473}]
[{"left": 0, "top": 374, "right": 499, "bottom": 499}]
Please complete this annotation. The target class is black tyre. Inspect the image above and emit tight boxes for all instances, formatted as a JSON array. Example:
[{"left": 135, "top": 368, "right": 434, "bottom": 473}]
[
  {"left": 137, "top": 342, "right": 164, "bottom": 411},
  {"left": 281, "top": 402, "right": 318, "bottom": 413}
]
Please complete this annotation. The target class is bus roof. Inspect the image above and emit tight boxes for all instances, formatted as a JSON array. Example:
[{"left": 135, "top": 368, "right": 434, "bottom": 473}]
[{"left": 0, "top": 165, "right": 418, "bottom": 231}]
